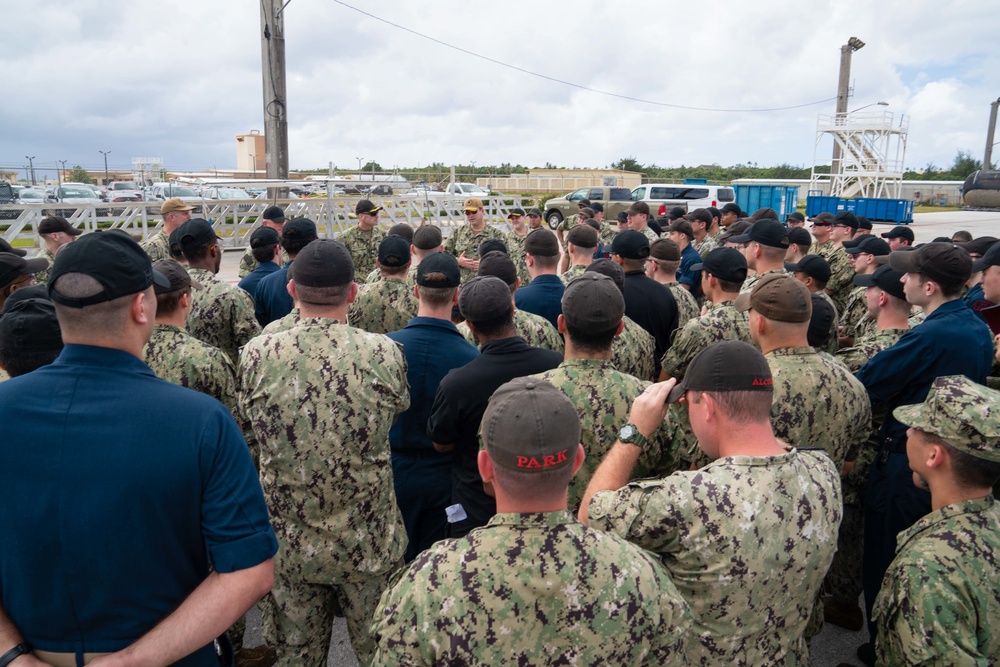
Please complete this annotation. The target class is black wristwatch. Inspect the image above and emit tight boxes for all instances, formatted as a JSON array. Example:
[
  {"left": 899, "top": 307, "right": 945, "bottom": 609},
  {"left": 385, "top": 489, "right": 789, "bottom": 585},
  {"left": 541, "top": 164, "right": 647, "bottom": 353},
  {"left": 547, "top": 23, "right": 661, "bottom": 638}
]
[
  {"left": 618, "top": 423, "right": 649, "bottom": 451},
  {"left": 0, "top": 643, "right": 32, "bottom": 667}
]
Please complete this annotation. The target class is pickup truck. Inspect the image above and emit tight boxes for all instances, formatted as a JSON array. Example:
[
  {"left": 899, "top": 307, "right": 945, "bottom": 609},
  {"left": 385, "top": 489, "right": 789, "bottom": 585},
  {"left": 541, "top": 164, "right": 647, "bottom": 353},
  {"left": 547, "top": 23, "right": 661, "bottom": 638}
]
[
  {"left": 543, "top": 186, "right": 632, "bottom": 228},
  {"left": 105, "top": 181, "right": 144, "bottom": 202}
]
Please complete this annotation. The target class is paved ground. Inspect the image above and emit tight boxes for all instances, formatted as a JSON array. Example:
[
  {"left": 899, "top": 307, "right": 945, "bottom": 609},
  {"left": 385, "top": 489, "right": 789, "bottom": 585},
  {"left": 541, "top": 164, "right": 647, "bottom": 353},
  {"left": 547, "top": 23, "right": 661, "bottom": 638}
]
[{"left": 230, "top": 210, "right": 998, "bottom": 666}]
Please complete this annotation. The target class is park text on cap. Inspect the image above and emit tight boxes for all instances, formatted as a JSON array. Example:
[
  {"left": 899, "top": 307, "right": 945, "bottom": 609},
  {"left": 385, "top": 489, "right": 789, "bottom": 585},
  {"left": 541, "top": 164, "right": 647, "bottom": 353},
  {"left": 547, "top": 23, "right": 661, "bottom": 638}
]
[
  {"left": 566, "top": 224, "right": 598, "bottom": 249},
  {"left": 250, "top": 226, "right": 281, "bottom": 249},
  {"left": 562, "top": 273, "right": 624, "bottom": 334},
  {"left": 507, "top": 208, "right": 525, "bottom": 219},
  {"left": 477, "top": 250, "right": 518, "bottom": 286},
  {"left": 152, "top": 259, "right": 202, "bottom": 294},
  {"left": 378, "top": 234, "right": 411, "bottom": 268},
  {"left": 650, "top": 238, "right": 681, "bottom": 262},
  {"left": 262, "top": 205, "right": 286, "bottom": 222},
  {"left": 785, "top": 254, "right": 832, "bottom": 284},
  {"left": 0, "top": 253, "right": 49, "bottom": 289},
  {"left": 38, "top": 216, "right": 83, "bottom": 236},
  {"left": 972, "top": 241, "right": 1000, "bottom": 272},
  {"left": 627, "top": 201, "right": 650, "bottom": 216},
  {"left": 0, "top": 298, "right": 63, "bottom": 353},
  {"left": 845, "top": 236, "right": 891, "bottom": 256},
  {"left": 463, "top": 198, "right": 484, "bottom": 212},
  {"left": 667, "top": 340, "right": 773, "bottom": 403},
  {"left": 893, "top": 375, "right": 1000, "bottom": 463},
  {"left": 160, "top": 198, "right": 194, "bottom": 215},
  {"left": 854, "top": 263, "right": 906, "bottom": 300},
  {"left": 0, "top": 238, "right": 27, "bottom": 257},
  {"left": 291, "top": 239, "right": 354, "bottom": 287},
  {"left": 355, "top": 200, "right": 382, "bottom": 215},
  {"left": 611, "top": 230, "right": 650, "bottom": 260},
  {"left": 412, "top": 225, "right": 443, "bottom": 250},
  {"left": 48, "top": 233, "right": 170, "bottom": 307},
  {"left": 178, "top": 218, "right": 219, "bottom": 250},
  {"left": 888, "top": 242, "right": 972, "bottom": 285},
  {"left": 483, "top": 377, "right": 581, "bottom": 473},
  {"left": 416, "top": 251, "right": 460, "bottom": 288},
  {"left": 459, "top": 275, "right": 512, "bottom": 322},
  {"left": 881, "top": 226, "right": 915, "bottom": 242},
  {"left": 728, "top": 218, "right": 790, "bottom": 249},
  {"left": 735, "top": 273, "right": 812, "bottom": 323},
  {"left": 691, "top": 247, "right": 748, "bottom": 284},
  {"left": 282, "top": 217, "right": 318, "bottom": 242},
  {"left": 833, "top": 211, "right": 860, "bottom": 229},
  {"left": 524, "top": 228, "right": 559, "bottom": 257}
]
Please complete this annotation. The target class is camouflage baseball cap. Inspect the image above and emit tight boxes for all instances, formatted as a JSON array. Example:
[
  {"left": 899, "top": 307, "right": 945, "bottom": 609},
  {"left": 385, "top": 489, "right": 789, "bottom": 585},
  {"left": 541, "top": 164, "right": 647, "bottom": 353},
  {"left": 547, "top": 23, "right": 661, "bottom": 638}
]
[
  {"left": 482, "top": 377, "right": 581, "bottom": 473},
  {"left": 893, "top": 375, "right": 1000, "bottom": 463}
]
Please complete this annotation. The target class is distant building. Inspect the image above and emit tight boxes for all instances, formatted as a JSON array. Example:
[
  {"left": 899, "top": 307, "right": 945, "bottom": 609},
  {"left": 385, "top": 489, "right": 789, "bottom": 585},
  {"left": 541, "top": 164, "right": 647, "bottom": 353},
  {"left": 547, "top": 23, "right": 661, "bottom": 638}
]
[
  {"left": 480, "top": 169, "right": 643, "bottom": 193},
  {"left": 236, "top": 131, "right": 266, "bottom": 177}
]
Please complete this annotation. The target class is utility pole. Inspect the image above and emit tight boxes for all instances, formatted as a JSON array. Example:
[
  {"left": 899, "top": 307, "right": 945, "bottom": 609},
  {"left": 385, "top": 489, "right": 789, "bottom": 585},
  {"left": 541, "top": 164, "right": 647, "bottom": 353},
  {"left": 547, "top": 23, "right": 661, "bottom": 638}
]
[
  {"left": 985, "top": 98, "right": 1000, "bottom": 171},
  {"left": 25, "top": 156, "right": 35, "bottom": 186},
  {"left": 99, "top": 150, "right": 111, "bottom": 184},
  {"left": 260, "top": 0, "right": 289, "bottom": 186},
  {"left": 58, "top": 160, "right": 67, "bottom": 189},
  {"left": 832, "top": 37, "right": 865, "bottom": 177}
]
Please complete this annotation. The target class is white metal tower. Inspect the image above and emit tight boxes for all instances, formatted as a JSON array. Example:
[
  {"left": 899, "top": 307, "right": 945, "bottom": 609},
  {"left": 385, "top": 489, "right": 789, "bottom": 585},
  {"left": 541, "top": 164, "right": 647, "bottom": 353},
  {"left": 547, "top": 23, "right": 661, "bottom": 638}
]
[{"left": 811, "top": 109, "right": 909, "bottom": 199}]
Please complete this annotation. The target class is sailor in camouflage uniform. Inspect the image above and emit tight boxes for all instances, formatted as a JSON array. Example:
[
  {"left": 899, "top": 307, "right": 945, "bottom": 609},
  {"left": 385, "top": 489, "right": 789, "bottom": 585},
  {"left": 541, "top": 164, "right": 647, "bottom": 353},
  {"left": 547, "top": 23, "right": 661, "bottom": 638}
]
[
  {"left": 646, "top": 238, "right": 700, "bottom": 328},
  {"left": 347, "top": 235, "right": 418, "bottom": 334},
  {"left": 140, "top": 197, "right": 193, "bottom": 262},
  {"left": 237, "top": 205, "right": 288, "bottom": 278},
  {"left": 626, "top": 201, "right": 661, "bottom": 244},
  {"left": 33, "top": 216, "right": 81, "bottom": 284},
  {"left": 840, "top": 235, "right": 891, "bottom": 346},
  {"left": 238, "top": 240, "right": 409, "bottom": 666},
  {"left": 873, "top": 376, "right": 1000, "bottom": 667},
  {"left": 503, "top": 208, "right": 532, "bottom": 287},
  {"left": 585, "top": 258, "right": 657, "bottom": 381},
  {"left": 372, "top": 377, "right": 692, "bottom": 666},
  {"left": 533, "top": 274, "right": 676, "bottom": 511},
  {"left": 581, "top": 341, "right": 842, "bottom": 667},
  {"left": 689, "top": 208, "right": 719, "bottom": 258},
  {"left": 176, "top": 218, "right": 260, "bottom": 363},
  {"left": 728, "top": 218, "right": 791, "bottom": 294},
  {"left": 810, "top": 211, "right": 855, "bottom": 312},
  {"left": 338, "top": 199, "right": 387, "bottom": 279},
  {"left": 445, "top": 197, "right": 507, "bottom": 283},
  {"left": 559, "top": 223, "right": 598, "bottom": 286}
]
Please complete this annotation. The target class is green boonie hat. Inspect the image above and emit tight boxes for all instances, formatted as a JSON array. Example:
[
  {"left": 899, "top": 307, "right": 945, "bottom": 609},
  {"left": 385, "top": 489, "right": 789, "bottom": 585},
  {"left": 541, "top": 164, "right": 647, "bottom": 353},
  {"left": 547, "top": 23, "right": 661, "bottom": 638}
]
[{"left": 893, "top": 375, "right": 1000, "bottom": 463}]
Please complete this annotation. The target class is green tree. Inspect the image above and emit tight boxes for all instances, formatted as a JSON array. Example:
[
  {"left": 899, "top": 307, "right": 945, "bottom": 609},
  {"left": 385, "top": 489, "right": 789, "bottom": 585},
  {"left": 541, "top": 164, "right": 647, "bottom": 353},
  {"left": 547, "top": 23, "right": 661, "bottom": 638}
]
[
  {"left": 361, "top": 161, "right": 382, "bottom": 172},
  {"left": 948, "top": 150, "right": 980, "bottom": 179},
  {"left": 68, "top": 165, "right": 94, "bottom": 183},
  {"left": 611, "top": 156, "right": 644, "bottom": 172}
]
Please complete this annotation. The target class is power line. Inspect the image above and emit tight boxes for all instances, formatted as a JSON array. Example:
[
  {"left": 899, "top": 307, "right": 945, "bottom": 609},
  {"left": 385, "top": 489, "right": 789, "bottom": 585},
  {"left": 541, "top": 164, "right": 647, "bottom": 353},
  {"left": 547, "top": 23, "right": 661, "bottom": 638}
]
[{"left": 331, "top": 0, "right": 838, "bottom": 113}]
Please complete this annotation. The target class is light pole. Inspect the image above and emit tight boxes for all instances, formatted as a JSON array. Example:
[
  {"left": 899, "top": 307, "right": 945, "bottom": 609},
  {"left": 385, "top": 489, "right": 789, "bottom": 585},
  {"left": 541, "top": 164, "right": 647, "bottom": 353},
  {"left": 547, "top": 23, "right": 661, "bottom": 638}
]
[
  {"left": 356, "top": 157, "right": 364, "bottom": 173},
  {"left": 249, "top": 153, "right": 256, "bottom": 178},
  {"left": 99, "top": 150, "right": 111, "bottom": 184},
  {"left": 849, "top": 101, "right": 888, "bottom": 115},
  {"left": 58, "top": 160, "right": 68, "bottom": 190},
  {"left": 25, "top": 156, "right": 35, "bottom": 186},
  {"left": 832, "top": 36, "right": 866, "bottom": 176}
]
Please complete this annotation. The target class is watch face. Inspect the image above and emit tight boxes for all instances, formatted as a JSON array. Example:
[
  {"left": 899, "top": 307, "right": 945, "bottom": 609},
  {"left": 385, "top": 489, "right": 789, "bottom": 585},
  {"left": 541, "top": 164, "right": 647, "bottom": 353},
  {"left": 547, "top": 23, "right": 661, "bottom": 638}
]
[{"left": 620, "top": 424, "right": 635, "bottom": 440}]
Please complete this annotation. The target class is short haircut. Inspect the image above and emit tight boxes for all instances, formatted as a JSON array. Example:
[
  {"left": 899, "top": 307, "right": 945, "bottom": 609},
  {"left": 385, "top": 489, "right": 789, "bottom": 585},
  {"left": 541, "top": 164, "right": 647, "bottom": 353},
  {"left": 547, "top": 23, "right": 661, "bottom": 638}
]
[
  {"left": 529, "top": 253, "right": 559, "bottom": 270},
  {"left": 50, "top": 273, "right": 134, "bottom": 337},
  {"left": 694, "top": 389, "right": 772, "bottom": 424},
  {"left": 934, "top": 435, "right": 1000, "bottom": 488},
  {"left": 652, "top": 258, "right": 680, "bottom": 274},
  {"left": 416, "top": 284, "right": 456, "bottom": 307},
  {"left": 252, "top": 243, "right": 278, "bottom": 264},
  {"left": 619, "top": 257, "right": 646, "bottom": 272},
  {"left": 282, "top": 235, "right": 314, "bottom": 256},
  {"left": 0, "top": 346, "right": 61, "bottom": 377},
  {"left": 295, "top": 283, "right": 352, "bottom": 307},
  {"left": 916, "top": 272, "right": 964, "bottom": 299},
  {"left": 379, "top": 262, "right": 409, "bottom": 277},
  {"left": 951, "top": 230, "right": 973, "bottom": 243},
  {"left": 565, "top": 318, "right": 616, "bottom": 354},
  {"left": 490, "top": 455, "right": 575, "bottom": 502},
  {"left": 709, "top": 274, "right": 744, "bottom": 293},
  {"left": 180, "top": 240, "right": 215, "bottom": 262},
  {"left": 155, "top": 286, "right": 190, "bottom": 316},
  {"left": 758, "top": 244, "right": 787, "bottom": 263}
]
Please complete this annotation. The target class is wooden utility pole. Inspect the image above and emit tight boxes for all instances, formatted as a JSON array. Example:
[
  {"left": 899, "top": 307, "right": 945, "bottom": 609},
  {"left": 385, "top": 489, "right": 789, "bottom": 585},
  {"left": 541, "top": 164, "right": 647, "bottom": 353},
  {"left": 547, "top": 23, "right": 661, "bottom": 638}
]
[
  {"left": 832, "top": 37, "right": 865, "bottom": 177},
  {"left": 984, "top": 98, "right": 1000, "bottom": 171},
  {"left": 260, "top": 0, "right": 289, "bottom": 182}
]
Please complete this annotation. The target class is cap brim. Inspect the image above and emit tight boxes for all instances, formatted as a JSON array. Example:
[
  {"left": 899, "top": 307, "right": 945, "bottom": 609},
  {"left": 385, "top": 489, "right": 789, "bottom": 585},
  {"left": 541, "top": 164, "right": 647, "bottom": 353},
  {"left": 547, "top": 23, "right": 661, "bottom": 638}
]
[
  {"left": 23, "top": 257, "right": 50, "bottom": 274},
  {"left": 892, "top": 402, "right": 927, "bottom": 431},
  {"left": 667, "top": 380, "right": 688, "bottom": 404},
  {"left": 5, "top": 247, "right": 28, "bottom": 257},
  {"left": 65, "top": 226, "right": 84, "bottom": 236},
  {"left": 733, "top": 291, "right": 752, "bottom": 312},
  {"left": 853, "top": 273, "right": 878, "bottom": 287},
  {"left": 728, "top": 233, "right": 752, "bottom": 244},
  {"left": 888, "top": 250, "right": 920, "bottom": 273},
  {"left": 784, "top": 261, "right": 801, "bottom": 272},
  {"left": 151, "top": 269, "right": 172, "bottom": 291},
  {"left": 689, "top": 262, "right": 704, "bottom": 272},
  {"left": 844, "top": 246, "right": 864, "bottom": 255}
]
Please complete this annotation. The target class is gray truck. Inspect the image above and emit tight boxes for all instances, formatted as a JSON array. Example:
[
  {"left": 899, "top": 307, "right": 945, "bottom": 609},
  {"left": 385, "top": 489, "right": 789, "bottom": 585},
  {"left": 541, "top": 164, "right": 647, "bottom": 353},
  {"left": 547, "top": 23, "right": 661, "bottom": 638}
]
[{"left": 543, "top": 186, "right": 632, "bottom": 228}]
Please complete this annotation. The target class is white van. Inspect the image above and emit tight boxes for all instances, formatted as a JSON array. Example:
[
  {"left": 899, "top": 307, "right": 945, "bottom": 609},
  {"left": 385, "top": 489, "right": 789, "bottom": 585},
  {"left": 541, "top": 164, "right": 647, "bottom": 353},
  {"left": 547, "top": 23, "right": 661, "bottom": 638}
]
[{"left": 631, "top": 184, "right": 736, "bottom": 217}]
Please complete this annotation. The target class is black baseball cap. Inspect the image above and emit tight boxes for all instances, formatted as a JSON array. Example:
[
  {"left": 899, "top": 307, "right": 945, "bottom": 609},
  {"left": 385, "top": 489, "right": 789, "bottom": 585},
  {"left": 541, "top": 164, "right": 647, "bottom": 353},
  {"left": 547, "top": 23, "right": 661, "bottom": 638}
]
[
  {"left": 2, "top": 284, "right": 48, "bottom": 312},
  {"left": 610, "top": 230, "right": 650, "bottom": 260},
  {"left": 524, "top": 229, "right": 559, "bottom": 257},
  {"left": 262, "top": 205, "right": 286, "bottom": 223},
  {"left": 38, "top": 216, "right": 83, "bottom": 236},
  {"left": 282, "top": 217, "right": 318, "bottom": 242},
  {"left": 728, "top": 219, "right": 790, "bottom": 249},
  {"left": 889, "top": 242, "right": 971, "bottom": 285},
  {"left": 290, "top": 239, "right": 354, "bottom": 287},
  {"left": 152, "top": 259, "right": 202, "bottom": 294},
  {"left": 616, "top": 211, "right": 629, "bottom": 224},
  {"left": 972, "top": 241, "right": 1000, "bottom": 272},
  {"left": 413, "top": 225, "right": 443, "bottom": 250},
  {"left": 881, "top": 226, "right": 914, "bottom": 243},
  {"left": 667, "top": 340, "right": 773, "bottom": 404},
  {"left": 566, "top": 224, "right": 598, "bottom": 249},
  {"left": 561, "top": 273, "right": 624, "bottom": 335},
  {"left": 856, "top": 216, "right": 873, "bottom": 231},
  {"left": 0, "top": 239, "right": 27, "bottom": 258},
  {"left": 177, "top": 218, "right": 219, "bottom": 250},
  {"left": 720, "top": 203, "right": 742, "bottom": 216},
  {"left": 958, "top": 236, "right": 998, "bottom": 259},
  {"left": 48, "top": 233, "right": 170, "bottom": 307},
  {"left": 507, "top": 208, "right": 526, "bottom": 219},
  {"left": 833, "top": 211, "right": 860, "bottom": 230},
  {"left": 459, "top": 275, "right": 513, "bottom": 322},
  {"left": 478, "top": 250, "right": 518, "bottom": 286},
  {"left": 0, "top": 298, "right": 63, "bottom": 353},
  {"left": 787, "top": 226, "right": 812, "bottom": 247},
  {"left": 719, "top": 220, "right": 751, "bottom": 243},
  {"left": 355, "top": 200, "right": 382, "bottom": 215},
  {"left": 416, "top": 251, "right": 460, "bottom": 288},
  {"left": 854, "top": 263, "right": 906, "bottom": 301},
  {"left": 691, "top": 247, "right": 748, "bottom": 283},
  {"left": 786, "top": 211, "right": 806, "bottom": 223},
  {"left": 786, "top": 254, "right": 832, "bottom": 284},
  {"left": 249, "top": 226, "right": 280, "bottom": 249},
  {"left": 808, "top": 293, "right": 836, "bottom": 349},
  {"left": 378, "top": 234, "right": 411, "bottom": 268},
  {"left": 0, "top": 253, "right": 48, "bottom": 289},
  {"left": 845, "top": 236, "right": 891, "bottom": 256},
  {"left": 585, "top": 258, "right": 625, "bottom": 293},
  {"left": 478, "top": 238, "right": 509, "bottom": 257}
]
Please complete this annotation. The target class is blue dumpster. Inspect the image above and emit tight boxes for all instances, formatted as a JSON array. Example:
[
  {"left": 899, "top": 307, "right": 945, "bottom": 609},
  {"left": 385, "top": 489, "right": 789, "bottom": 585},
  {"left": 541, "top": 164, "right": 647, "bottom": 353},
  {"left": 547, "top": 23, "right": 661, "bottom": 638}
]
[
  {"left": 734, "top": 185, "right": 799, "bottom": 222},
  {"left": 805, "top": 196, "right": 913, "bottom": 224}
]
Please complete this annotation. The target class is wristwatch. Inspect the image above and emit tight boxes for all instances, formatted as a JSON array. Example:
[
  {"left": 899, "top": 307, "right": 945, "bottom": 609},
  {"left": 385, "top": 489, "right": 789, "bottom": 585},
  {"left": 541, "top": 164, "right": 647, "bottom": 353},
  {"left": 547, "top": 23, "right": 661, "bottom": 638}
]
[
  {"left": 0, "top": 643, "right": 32, "bottom": 667},
  {"left": 618, "top": 423, "right": 649, "bottom": 451}
]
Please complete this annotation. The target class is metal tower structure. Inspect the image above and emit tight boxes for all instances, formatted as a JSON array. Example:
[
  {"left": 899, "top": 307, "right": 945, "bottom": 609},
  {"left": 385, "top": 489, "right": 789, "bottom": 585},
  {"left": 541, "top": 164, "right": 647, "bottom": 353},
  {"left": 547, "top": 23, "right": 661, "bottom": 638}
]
[{"left": 811, "top": 109, "right": 909, "bottom": 199}]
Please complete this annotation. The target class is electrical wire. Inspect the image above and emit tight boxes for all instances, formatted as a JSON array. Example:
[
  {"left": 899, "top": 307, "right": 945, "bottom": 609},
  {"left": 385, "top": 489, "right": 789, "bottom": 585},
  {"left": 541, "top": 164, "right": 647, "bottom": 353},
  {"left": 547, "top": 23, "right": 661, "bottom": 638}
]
[{"left": 331, "top": 0, "right": 838, "bottom": 113}]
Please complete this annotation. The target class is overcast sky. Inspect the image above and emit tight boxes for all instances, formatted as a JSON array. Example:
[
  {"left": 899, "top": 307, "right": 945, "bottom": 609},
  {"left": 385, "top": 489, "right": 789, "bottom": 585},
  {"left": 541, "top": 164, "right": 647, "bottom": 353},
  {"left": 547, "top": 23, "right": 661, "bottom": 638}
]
[{"left": 3, "top": 0, "right": 997, "bottom": 179}]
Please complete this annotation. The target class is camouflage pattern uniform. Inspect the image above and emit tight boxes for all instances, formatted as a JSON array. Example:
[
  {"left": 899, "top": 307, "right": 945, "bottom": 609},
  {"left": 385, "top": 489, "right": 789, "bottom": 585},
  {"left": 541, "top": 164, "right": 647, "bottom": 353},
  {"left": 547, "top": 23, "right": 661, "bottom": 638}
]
[
  {"left": 371, "top": 511, "right": 692, "bottom": 666},
  {"left": 554, "top": 213, "right": 579, "bottom": 234},
  {"left": 338, "top": 224, "right": 387, "bottom": 279},
  {"left": 533, "top": 359, "right": 675, "bottom": 511},
  {"left": 817, "top": 290, "right": 842, "bottom": 355},
  {"left": 873, "top": 495, "right": 1000, "bottom": 666},
  {"left": 347, "top": 277, "right": 418, "bottom": 334},
  {"left": 140, "top": 230, "right": 171, "bottom": 263},
  {"left": 238, "top": 244, "right": 288, "bottom": 278},
  {"left": 598, "top": 220, "right": 617, "bottom": 246},
  {"left": 259, "top": 307, "right": 300, "bottom": 336},
  {"left": 839, "top": 285, "right": 869, "bottom": 339},
  {"left": 693, "top": 235, "right": 719, "bottom": 259},
  {"left": 813, "top": 240, "right": 853, "bottom": 312},
  {"left": 559, "top": 263, "right": 588, "bottom": 286},
  {"left": 665, "top": 282, "right": 700, "bottom": 329},
  {"left": 504, "top": 229, "right": 532, "bottom": 286},
  {"left": 837, "top": 328, "right": 908, "bottom": 375},
  {"left": 459, "top": 309, "right": 564, "bottom": 354},
  {"left": 238, "top": 317, "right": 409, "bottom": 666},
  {"left": 31, "top": 246, "right": 56, "bottom": 285},
  {"left": 637, "top": 225, "right": 660, "bottom": 244},
  {"left": 185, "top": 268, "right": 261, "bottom": 363},
  {"left": 142, "top": 324, "right": 237, "bottom": 412},
  {"left": 444, "top": 224, "right": 506, "bottom": 283},
  {"left": 660, "top": 300, "right": 752, "bottom": 379},
  {"left": 611, "top": 315, "right": 656, "bottom": 382},
  {"left": 740, "top": 267, "right": 789, "bottom": 294},
  {"left": 589, "top": 448, "right": 842, "bottom": 666}
]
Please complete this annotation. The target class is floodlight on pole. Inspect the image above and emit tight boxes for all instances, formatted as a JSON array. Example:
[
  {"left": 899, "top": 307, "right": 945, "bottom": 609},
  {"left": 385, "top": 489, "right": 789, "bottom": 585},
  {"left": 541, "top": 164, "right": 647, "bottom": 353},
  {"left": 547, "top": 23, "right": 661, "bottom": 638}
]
[
  {"left": 99, "top": 150, "right": 111, "bottom": 184},
  {"left": 25, "top": 156, "right": 35, "bottom": 185}
]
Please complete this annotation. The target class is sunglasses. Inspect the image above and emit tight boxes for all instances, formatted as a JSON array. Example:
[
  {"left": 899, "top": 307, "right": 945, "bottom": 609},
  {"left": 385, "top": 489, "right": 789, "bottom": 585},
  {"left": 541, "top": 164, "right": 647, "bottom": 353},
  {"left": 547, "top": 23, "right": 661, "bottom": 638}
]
[
  {"left": 811, "top": 221, "right": 831, "bottom": 227},
  {"left": 464, "top": 209, "right": 479, "bottom": 215}
]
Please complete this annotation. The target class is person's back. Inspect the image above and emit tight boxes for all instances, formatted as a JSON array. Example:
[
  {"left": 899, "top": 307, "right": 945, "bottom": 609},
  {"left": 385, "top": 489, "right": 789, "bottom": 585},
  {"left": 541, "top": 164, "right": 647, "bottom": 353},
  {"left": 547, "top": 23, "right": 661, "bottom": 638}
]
[
  {"left": 513, "top": 228, "right": 564, "bottom": 328},
  {"left": 253, "top": 217, "right": 318, "bottom": 326}
]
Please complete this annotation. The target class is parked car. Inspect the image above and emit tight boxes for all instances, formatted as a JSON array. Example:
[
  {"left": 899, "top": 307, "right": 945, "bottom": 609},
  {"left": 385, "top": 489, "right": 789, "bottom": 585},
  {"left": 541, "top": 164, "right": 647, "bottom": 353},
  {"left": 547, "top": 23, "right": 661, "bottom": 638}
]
[
  {"left": 17, "top": 188, "right": 46, "bottom": 204},
  {"left": 105, "top": 181, "right": 143, "bottom": 202},
  {"left": 201, "top": 186, "right": 253, "bottom": 211},
  {"left": 630, "top": 184, "right": 736, "bottom": 217},
  {"left": 543, "top": 186, "right": 632, "bottom": 228},
  {"left": 0, "top": 182, "right": 17, "bottom": 220},
  {"left": 147, "top": 183, "right": 201, "bottom": 204},
  {"left": 46, "top": 185, "right": 108, "bottom": 216}
]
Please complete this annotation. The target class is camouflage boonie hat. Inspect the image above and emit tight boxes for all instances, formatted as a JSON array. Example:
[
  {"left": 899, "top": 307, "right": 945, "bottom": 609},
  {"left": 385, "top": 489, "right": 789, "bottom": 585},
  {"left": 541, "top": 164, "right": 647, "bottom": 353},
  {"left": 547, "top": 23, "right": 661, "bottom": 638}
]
[{"left": 893, "top": 375, "right": 1000, "bottom": 462}]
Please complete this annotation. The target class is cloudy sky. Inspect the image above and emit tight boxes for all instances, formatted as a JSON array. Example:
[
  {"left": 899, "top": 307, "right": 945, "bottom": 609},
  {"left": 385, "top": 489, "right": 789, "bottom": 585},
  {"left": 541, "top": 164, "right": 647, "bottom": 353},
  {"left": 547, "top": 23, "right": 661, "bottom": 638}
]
[{"left": 3, "top": 0, "right": 998, "bottom": 180}]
